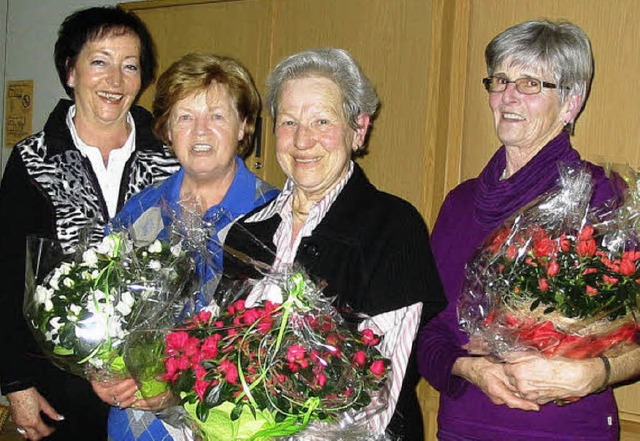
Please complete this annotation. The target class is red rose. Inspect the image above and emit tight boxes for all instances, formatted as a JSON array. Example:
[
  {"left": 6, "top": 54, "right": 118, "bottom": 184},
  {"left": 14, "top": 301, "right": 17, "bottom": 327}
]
[
  {"left": 369, "top": 360, "right": 386, "bottom": 376},
  {"left": 578, "top": 225, "right": 595, "bottom": 240},
  {"left": 577, "top": 238, "right": 597, "bottom": 257},
  {"left": 361, "top": 329, "right": 380, "bottom": 346},
  {"left": 352, "top": 350, "right": 366, "bottom": 366},
  {"left": 586, "top": 285, "right": 599, "bottom": 296},
  {"left": 546, "top": 260, "right": 560, "bottom": 277},
  {"left": 619, "top": 258, "right": 636, "bottom": 276},
  {"left": 538, "top": 278, "right": 549, "bottom": 292}
]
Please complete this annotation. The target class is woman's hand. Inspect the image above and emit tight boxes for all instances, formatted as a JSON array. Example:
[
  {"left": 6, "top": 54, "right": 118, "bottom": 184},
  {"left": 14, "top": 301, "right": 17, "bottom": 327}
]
[
  {"left": 453, "top": 356, "right": 540, "bottom": 411},
  {"left": 132, "top": 390, "right": 179, "bottom": 411},
  {"left": 503, "top": 352, "right": 605, "bottom": 404},
  {"left": 7, "top": 387, "right": 63, "bottom": 440},
  {"left": 90, "top": 378, "right": 139, "bottom": 409}
]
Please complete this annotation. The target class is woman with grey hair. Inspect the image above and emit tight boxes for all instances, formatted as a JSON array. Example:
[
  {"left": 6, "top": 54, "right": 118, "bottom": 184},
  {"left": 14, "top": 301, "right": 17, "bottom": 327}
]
[
  {"left": 220, "top": 47, "right": 446, "bottom": 440},
  {"left": 418, "top": 19, "right": 640, "bottom": 440}
]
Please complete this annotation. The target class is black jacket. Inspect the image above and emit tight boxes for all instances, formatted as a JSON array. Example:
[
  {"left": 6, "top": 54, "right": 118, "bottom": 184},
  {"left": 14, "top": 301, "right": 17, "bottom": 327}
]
[
  {"left": 0, "top": 100, "right": 178, "bottom": 439},
  {"left": 222, "top": 163, "right": 446, "bottom": 440}
]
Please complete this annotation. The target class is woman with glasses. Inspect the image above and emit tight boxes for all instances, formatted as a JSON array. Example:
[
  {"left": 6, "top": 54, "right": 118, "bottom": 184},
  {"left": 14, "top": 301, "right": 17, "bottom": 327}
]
[{"left": 417, "top": 20, "right": 640, "bottom": 440}]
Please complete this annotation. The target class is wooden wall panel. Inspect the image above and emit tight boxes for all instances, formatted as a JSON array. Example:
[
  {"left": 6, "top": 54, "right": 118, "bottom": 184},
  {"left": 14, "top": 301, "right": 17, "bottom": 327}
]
[
  {"left": 458, "top": 0, "right": 640, "bottom": 188},
  {"left": 267, "top": 0, "right": 436, "bottom": 217},
  {"left": 122, "top": 0, "right": 274, "bottom": 178}
]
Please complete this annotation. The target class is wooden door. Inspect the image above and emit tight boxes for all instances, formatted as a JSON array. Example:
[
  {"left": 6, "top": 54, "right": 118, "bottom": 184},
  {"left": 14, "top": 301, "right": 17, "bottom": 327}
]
[{"left": 121, "top": 0, "right": 274, "bottom": 177}]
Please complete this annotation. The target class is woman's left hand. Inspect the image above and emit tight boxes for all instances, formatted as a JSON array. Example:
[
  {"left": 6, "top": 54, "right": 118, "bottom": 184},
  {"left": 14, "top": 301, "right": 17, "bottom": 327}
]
[
  {"left": 503, "top": 352, "right": 605, "bottom": 404},
  {"left": 132, "top": 391, "right": 178, "bottom": 411},
  {"left": 91, "top": 378, "right": 139, "bottom": 409}
]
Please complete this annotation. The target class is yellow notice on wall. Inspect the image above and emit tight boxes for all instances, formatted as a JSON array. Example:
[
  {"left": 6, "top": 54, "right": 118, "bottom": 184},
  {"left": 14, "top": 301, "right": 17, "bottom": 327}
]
[{"left": 5, "top": 80, "right": 34, "bottom": 147}]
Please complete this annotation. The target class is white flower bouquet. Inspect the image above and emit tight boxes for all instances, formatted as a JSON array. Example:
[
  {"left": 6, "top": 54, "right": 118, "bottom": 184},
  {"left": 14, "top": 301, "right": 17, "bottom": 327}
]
[{"left": 24, "top": 229, "right": 196, "bottom": 390}]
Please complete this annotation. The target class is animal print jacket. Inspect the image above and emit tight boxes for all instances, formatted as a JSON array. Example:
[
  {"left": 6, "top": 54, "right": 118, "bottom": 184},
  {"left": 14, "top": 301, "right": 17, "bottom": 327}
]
[{"left": 0, "top": 99, "right": 179, "bottom": 394}]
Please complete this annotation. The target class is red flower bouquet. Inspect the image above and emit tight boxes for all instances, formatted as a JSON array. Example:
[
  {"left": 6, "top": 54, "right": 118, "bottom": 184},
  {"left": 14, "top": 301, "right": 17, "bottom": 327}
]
[
  {"left": 459, "top": 164, "right": 640, "bottom": 362},
  {"left": 158, "top": 271, "right": 390, "bottom": 440}
]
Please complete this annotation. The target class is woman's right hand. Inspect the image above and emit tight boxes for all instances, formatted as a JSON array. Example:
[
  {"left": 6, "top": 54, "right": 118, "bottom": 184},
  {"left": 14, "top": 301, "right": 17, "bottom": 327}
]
[
  {"left": 90, "top": 378, "right": 139, "bottom": 409},
  {"left": 7, "top": 387, "right": 62, "bottom": 440},
  {"left": 452, "top": 356, "right": 540, "bottom": 411}
]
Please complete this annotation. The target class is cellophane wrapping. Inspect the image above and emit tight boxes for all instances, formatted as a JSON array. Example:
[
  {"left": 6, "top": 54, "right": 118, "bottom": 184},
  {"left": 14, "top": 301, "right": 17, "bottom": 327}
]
[
  {"left": 130, "top": 225, "right": 393, "bottom": 440},
  {"left": 459, "top": 163, "right": 640, "bottom": 360},
  {"left": 23, "top": 225, "right": 196, "bottom": 391}
]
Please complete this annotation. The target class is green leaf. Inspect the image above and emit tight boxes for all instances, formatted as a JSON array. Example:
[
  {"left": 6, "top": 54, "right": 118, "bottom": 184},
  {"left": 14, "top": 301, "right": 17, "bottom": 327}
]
[{"left": 230, "top": 401, "right": 244, "bottom": 421}]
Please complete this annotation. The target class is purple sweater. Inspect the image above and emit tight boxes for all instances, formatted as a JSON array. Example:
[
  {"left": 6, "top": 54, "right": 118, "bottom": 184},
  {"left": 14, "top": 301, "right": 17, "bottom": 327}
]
[{"left": 417, "top": 132, "right": 620, "bottom": 440}]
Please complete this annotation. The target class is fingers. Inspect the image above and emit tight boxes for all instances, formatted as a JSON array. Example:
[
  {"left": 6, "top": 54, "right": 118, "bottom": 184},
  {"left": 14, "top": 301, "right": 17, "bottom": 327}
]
[
  {"left": 8, "top": 388, "right": 58, "bottom": 440},
  {"left": 132, "top": 391, "right": 177, "bottom": 411},
  {"left": 92, "top": 378, "right": 139, "bottom": 408},
  {"left": 37, "top": 396, "right": 64, "bottom": 424}
]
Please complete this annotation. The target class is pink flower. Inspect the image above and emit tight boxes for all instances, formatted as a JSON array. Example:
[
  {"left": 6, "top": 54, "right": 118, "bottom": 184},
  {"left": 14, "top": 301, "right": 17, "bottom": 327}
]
[
  {"left": 201, "top": 334, "right": 221, "bottom": 359},
  {"left": 193, "top": 310, "right": 212, "bottom": 325},
  {"left": 369, "top": 360, "right": 386, "bottom": 376},
  {"left": 165, "top": 331, "right": 191, "bottom": 355},
  {"left": 314, "top": 373, "right": 327, "bottom": 388},
  {"left": 361, "top": 329, "right": 380, "bottom": 346},
  {"left": 538, "top": 278, "right": 549, "bottom": 292},
  {"left": 352, "top": 350, "right": 366, "bottom": 366},
  {"left": 256, "top": 316, "right": 273, "bottom": 334},
  {"left": 243, "top": 308, "right": 261, "bottom": 325},
  {"left": 219, "top": 360, "right": 239, "bottom": 384},
  {"left": 193, "top": 378, "right": 210, "bottom": 401},
  {"left": 586, "top": 285, "right": 599, "bottom": 296},
  {"left": 546, "top": 260, "right": 560, "bottom": 277},
  {"left": 286, "top": 345, "right": 306, "bottom": 363},
  {"left": 227, "top": 299, "right": 246, "bottom": 315}
]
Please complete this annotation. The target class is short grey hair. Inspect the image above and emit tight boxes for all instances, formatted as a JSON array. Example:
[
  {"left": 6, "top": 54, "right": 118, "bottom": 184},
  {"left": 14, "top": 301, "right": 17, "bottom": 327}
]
[
  {"left": 266, "top": 48, "right": 379, "bottom": 130},
  {"left": 485, "top": 20, "right": 593, "bottom": 103}
]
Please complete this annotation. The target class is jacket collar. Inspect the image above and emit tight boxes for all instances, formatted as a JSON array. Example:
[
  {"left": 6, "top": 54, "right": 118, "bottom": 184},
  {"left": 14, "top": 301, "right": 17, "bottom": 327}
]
[{"left": 43, "top": 99, "right": 164, "bottom": 158}]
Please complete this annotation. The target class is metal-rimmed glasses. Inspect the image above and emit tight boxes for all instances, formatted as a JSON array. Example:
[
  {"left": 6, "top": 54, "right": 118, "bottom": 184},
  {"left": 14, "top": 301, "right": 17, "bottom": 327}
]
[{"left": 482, "top": 76, "right": 558, "bottom": 95}]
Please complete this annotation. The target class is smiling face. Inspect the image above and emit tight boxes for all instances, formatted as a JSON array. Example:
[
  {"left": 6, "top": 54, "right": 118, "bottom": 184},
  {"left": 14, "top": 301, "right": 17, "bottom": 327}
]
[
  {"left": 489, "top": 61, "right": 578, "bottom": 155},
  {"left": 67, "top": 32, "right": 142, "bottom": 129},
  {"left": 168, "top": 83, "right": 245, "bottom": 183},
  {"left": 275, "top": 76, "right": 368, "bottom": 201}
]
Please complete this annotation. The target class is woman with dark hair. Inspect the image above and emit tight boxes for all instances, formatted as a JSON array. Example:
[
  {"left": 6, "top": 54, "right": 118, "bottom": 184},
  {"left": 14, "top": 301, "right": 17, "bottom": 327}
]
[
  {"left": 0, "top": 6, "right": 178, "bottom": 440},
  {"left": 417, "top": 19, "right": 640, "bottom": 440}
]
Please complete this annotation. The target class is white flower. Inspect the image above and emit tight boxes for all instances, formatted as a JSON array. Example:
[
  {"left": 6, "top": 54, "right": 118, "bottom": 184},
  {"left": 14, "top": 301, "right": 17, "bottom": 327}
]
[
  {"left": 115, "top": 301, "right": 132, "bottom": 316},
  {"left": 170, "top": 243, "right": 182, "bottom": 257},
  {"left": 63, "top": 277, "right": 75, "bottom": 288},
  {"left": 115, "top": 292, "right": 134, "bottom": 316},
  {"left": 91, "top": 270, "right": 100, "bottom": 279},
  {"left": 148, "top": 240, "right": 162, "bottom": 254},
  {"left": 49, "top": 316, "right": 62, "bottom": 333},
  {"left": 96, "top": 234, "right": 121, "bottom": 257},
  {"left": 107, "top": 318, "right": 126, "bottom": 339},
  {"left": 35, "top": 286, "right": 54, "bottom": 311},
  {"left": 44, "top": 331, "right": 56, "bottom": 343},
  {"left": 82, "top": 249, "right": 98, "bottom": 267},
  {"left": 59, "top": 263, "right": 73, "bottom": 275},
  {"left": 148, "top": 260, "right": 161, "bottom": 271}
]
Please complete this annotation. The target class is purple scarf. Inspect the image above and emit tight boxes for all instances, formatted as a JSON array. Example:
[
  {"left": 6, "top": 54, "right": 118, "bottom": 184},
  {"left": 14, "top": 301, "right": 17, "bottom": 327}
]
[{"left": 474, "top": 131, "right": 580, "bottom": 231}]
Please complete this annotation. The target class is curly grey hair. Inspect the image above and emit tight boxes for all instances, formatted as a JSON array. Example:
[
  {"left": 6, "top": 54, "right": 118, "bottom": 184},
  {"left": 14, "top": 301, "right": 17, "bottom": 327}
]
[
  {"left": 266, "top": 48, "right": 379, "bottom": 131},
  {"left": 485, "top": 20, "right": 593, "bottom": 103}
]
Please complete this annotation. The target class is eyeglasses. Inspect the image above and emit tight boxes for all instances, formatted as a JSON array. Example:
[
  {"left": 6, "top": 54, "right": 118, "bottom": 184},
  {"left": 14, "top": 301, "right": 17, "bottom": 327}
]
[{"left": 482, "top": 76, "right": 558, "bottom": 95}]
